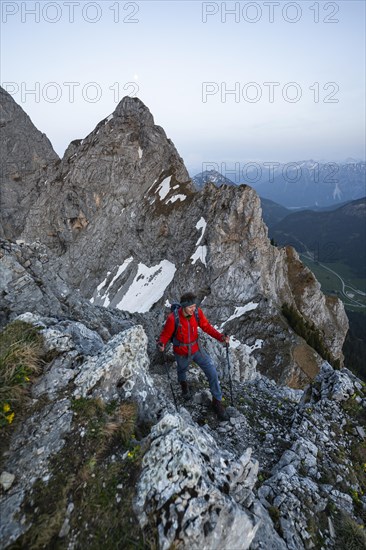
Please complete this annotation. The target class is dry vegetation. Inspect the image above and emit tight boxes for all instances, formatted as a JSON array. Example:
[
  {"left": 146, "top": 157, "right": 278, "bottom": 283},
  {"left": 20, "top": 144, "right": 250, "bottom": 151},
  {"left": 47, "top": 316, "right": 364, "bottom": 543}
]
[{"left": 0, "top": 320, "right": 44, "bottom": 428}]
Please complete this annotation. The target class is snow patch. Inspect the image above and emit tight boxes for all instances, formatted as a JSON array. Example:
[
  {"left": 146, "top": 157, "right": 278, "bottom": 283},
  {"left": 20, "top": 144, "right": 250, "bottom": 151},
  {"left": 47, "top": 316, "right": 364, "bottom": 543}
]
[
  {"left": 230, "top": 337, "right": 263, "bottom": 353},
  {"left": 105, "top": 114, "right": 113, "bottom": 123},
  {"left": 191, "top": 245, "right": 207, "bottom": 266},
  {"left": 190, "top": 217, "right": 208, "bottom": 265},
  {"left": 116, "top": 260, "right": 176, "bottom": 313},
  {"left": 229, "top": 336, "right": 241, "bottom": 349},
  {"left": 221, "top": 302, "right": 259, "bottom": 327},
  {"left": 157, "top": 177, "right": 171, "bottom": 200},
  {"left": 166, "top": 194, "right": 186, "bottom": 204},
  {"left": 138, "top": 147, "right": 143, "bottom": 159},
  {"left": 90, "top": 257, "right": 133, "bottom": 307},
  {"left": 245, "top": 339, "right": 263, "bottom": 354},
  {"left": 195, "top": 217, "right": 207, "bottom": 246}
]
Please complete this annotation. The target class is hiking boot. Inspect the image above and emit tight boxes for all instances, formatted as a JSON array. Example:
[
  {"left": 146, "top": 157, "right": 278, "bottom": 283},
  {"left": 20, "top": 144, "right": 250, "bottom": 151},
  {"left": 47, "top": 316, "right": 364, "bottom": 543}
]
[
  {"left": 180, "top": 381, "right": 191, "bottom": 401},
  {"left": 212, "top": 398, "right": 229, "bottom": 421}
]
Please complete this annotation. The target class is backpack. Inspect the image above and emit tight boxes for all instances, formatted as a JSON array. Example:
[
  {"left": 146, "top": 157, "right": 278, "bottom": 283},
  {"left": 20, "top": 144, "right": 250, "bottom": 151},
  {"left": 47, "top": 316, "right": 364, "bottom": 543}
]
[{"left": 170, "top": 302, "right": 200, "bottom": 345}]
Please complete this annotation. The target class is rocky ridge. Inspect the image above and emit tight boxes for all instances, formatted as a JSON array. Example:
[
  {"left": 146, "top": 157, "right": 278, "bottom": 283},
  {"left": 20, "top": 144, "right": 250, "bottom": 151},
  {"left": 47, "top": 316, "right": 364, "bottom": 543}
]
[
  {"left": 0, "top": 286, "right": 365, "bottom": 548},
  {"left": 4, "top": 91, "right": 348, "bottom": 385},
  {"left": 0, "top": 89, "right": 363, "bottom": 549}
]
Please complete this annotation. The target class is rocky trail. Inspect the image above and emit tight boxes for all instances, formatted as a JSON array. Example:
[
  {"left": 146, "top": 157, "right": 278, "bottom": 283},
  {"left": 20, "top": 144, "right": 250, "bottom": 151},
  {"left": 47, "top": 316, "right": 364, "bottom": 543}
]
[{"left": 1, "top": 307, "right": 365, "bottom": 549}]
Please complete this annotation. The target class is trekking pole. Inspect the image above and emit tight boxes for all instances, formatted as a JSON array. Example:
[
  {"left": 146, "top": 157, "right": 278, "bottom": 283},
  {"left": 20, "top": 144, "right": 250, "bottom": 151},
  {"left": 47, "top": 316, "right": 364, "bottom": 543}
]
[
  {"left": 158, "top": 342, "right": 178, "bottom": 412},
  {"left": 224, "top": 335, "right": 234, "bottom": 407}
]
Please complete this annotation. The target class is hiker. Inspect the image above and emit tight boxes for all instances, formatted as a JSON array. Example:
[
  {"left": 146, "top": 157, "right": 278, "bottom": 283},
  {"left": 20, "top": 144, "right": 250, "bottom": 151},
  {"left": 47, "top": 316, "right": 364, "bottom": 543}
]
[{"left": 157, "top": 292, "right": 230, "bottom": 421}]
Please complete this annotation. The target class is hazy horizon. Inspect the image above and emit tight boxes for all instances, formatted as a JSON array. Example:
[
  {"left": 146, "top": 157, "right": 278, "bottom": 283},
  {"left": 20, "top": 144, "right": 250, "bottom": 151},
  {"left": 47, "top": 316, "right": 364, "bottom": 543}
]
[{"left": 1, "top": 1, "right": 365, "bottom": 166}]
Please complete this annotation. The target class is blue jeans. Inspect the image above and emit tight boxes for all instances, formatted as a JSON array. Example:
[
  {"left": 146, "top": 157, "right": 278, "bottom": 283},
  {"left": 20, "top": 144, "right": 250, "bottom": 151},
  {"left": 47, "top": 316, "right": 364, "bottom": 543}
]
[{"left": 174, "top": 350, "right": 222, "bottom": 401}]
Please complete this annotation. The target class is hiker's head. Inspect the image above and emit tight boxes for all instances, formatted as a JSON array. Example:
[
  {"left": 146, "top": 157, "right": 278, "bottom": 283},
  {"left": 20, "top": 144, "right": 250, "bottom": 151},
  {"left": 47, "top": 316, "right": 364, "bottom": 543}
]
[
  {"left": 180, "top": 292, "right": 196, "bottom": 307},
  {"left": 180, "top": 292, "right": 197, "bottom": 317}
]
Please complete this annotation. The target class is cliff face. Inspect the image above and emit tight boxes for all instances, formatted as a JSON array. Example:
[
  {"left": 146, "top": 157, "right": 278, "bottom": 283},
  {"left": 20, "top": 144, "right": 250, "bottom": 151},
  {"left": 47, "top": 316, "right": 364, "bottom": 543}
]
[
  {"left": 0, "top": 87, "right": 59, "bottom": 239},
  {"left": 16, "top": 96, "right": 348, "bottom": 384}
]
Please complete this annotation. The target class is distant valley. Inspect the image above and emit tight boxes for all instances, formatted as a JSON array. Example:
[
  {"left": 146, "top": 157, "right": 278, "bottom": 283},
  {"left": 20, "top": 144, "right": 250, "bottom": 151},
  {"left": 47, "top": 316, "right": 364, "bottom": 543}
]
[{"left": 270, "top": 198, "right": 365, "bottom": 280}]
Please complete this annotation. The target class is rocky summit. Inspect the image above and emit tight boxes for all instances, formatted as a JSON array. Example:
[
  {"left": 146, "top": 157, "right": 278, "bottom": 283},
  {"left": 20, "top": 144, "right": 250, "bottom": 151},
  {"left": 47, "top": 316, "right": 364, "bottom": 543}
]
[{"left": 0, "top": 88, "right": 364, "bottom": 549}]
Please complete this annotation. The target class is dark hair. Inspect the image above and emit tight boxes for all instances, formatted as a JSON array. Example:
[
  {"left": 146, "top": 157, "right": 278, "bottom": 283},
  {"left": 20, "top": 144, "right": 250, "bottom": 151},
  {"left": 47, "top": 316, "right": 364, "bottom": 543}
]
[{"left": 180, "top": 292, "right": 197, "bottom": 306}]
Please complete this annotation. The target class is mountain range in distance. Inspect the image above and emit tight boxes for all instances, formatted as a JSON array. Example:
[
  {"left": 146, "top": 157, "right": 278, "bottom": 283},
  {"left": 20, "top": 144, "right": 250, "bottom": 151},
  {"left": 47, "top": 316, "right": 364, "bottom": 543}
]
[
  {"left": 192, "top": 170, "right": 237, "bottom": 190},
  {"left": 192, "top": 160, "right": 366, "bottom": 208},
  {"left": 193, "top": 169, "right": 366, "bottom": 309},
  {"left": 192, "top": 168, "right": 366, "bottom": 228}
]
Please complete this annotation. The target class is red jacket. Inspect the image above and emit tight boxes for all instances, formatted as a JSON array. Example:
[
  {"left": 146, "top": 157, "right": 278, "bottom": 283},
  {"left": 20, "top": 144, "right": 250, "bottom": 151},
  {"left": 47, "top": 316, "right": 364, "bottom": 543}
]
[{"left": 159, "top": 307, "right": 225, "bottom": 356}]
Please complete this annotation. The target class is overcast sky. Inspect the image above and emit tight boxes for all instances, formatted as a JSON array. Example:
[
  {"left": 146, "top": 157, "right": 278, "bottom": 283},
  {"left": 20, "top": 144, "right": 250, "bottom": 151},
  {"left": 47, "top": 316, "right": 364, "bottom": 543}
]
[{"left": 1, "top": 1, "right": 365, "bottom": 173}]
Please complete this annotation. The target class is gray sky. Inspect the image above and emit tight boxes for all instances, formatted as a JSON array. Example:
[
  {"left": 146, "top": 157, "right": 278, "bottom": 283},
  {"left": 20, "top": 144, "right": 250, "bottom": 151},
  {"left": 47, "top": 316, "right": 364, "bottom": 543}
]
[{"left": 1, "top": 1, "right": 365, "bottom": 173}]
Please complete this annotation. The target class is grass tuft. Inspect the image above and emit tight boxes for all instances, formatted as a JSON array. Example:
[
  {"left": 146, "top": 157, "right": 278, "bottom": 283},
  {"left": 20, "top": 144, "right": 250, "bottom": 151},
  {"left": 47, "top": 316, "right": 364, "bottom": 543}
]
[
  {"left": 0, "top": 321, "right": 44, "bottom": 427},
  {"left": 103, "top": 401, "right": 138, "bottom": 445},
  {"left": 334, "top": 510, "right": 366, "bottom": 550}
]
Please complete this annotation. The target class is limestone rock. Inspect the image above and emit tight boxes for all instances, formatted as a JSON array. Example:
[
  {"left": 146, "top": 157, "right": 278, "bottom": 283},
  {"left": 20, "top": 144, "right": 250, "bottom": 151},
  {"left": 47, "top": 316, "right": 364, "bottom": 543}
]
[
  {"left": 0, "top": 399, "right": 73, "bottom": 546},
  {"left": 250, "top": 501, "right": 288, "bottom": 550},
  {"left": 134, "top": 412, "right": 260, "bottom": 550},
  {"left": 73, "top": 325, "right": 161, "bottom": 421},
  {"left": 12, "top": 313, "right": 104, "bottom": 399},
  {"left": 0, "top": 86, "right": 59, "bottom": 239},
  {"left": 0, "top": 320, "right": 157, "bottom": 547},
  {"left": 21, "top": 96, "right": 191, "bottom": 261},
  {"left": 255, "top": 362, "right": 366, "bottom": 548}
]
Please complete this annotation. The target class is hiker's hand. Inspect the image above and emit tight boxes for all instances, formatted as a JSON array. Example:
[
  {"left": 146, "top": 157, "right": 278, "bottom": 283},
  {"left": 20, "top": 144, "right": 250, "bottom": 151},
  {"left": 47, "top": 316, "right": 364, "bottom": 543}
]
[
  {"left": 223, "top": 334, "right": 230, "bottom": 345},
  {"left": 157, "top": 342, "right": 165, "bottom": 352}
]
